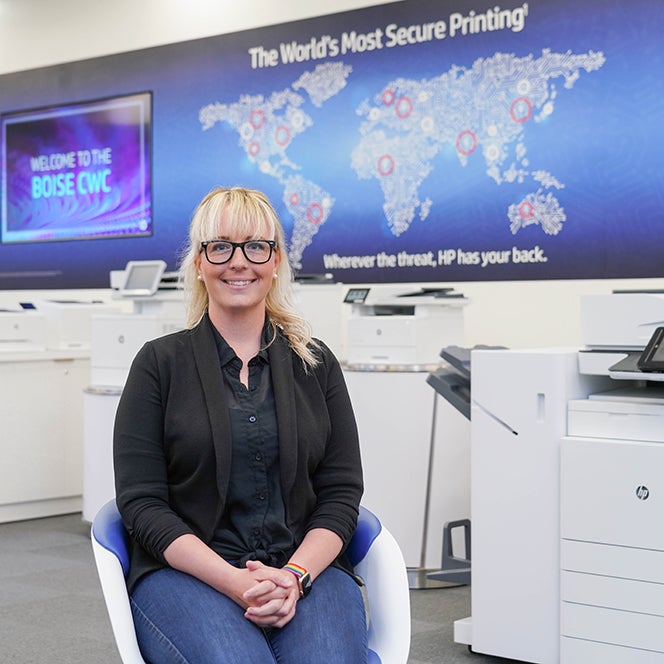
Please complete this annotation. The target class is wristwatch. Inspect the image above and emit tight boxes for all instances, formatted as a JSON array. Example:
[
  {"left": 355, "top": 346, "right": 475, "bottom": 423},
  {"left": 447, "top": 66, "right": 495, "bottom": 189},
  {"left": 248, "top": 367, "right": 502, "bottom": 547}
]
[{"left": 283, "top": 563, "right": 312, "bottom": 598}]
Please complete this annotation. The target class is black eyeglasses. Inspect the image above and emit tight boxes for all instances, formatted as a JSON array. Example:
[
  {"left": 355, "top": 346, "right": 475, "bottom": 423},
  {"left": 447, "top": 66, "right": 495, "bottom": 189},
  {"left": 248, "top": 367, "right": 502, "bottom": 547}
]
[{"left": 200, "top": 239, "right": 277, "bottom": 265}]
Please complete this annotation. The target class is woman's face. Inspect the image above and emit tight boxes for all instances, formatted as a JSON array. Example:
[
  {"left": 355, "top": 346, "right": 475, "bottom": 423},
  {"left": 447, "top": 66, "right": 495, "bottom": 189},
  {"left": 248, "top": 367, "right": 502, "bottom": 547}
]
[{"left": 195, "top": 216, "right": 280, "bottom": 320}]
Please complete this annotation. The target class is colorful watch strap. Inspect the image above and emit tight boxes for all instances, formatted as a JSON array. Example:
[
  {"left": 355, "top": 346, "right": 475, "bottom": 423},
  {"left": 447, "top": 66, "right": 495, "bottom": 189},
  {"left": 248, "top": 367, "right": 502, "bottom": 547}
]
[{"left": 283, "top": 563, "right": 308, "bottom": 578}]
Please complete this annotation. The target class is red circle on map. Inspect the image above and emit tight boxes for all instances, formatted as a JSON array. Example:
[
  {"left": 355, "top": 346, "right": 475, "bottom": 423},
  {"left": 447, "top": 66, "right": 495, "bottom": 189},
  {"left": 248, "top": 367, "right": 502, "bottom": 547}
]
[
  {"left": 382, "top": 89, "right": 396, "bottom": 106},
  {"left": 456, "top": 130, "right": 478, "bottom": 156},
  {"left": 510, "top": 97, "right": 533, "bottom": 124},
  {"left": 519, "top": 201, "right": 535, "bottom": 218},
  {"left": 250, "top": 110, "right": 265, "bottom": 129},
  {"left": 395, "top": 96, "right": 413, "bottom": 119},
  {"left": 307, "top": 203, "right": 324, "bottom": 224},
  {"left": 248, "top": 141, "right": 260, "bottom": 156},
  {"left": 275, "top": 125, "right": 291, "bottom": 146},
  {"left": 377, "top": 154, "right": 395, "bottom": 176},
  {"left": 289, "top": 193, "right": 300, "bottom": 206}
]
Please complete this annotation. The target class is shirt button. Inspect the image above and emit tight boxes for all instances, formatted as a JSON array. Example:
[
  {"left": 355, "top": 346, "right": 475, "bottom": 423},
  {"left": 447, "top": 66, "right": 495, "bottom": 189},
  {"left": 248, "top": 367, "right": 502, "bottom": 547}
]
[
  {"left": 258, "top": 493, "right": 266, "bottom": 501},
  {"left": 248, "top": 415, "right": 257, "bottom": 423},
  {"left": 253, "top": 527, "right": 260, "bottom": 536},
  {"left": 255, "top": 452, "right": 262, "bottom": 461}
]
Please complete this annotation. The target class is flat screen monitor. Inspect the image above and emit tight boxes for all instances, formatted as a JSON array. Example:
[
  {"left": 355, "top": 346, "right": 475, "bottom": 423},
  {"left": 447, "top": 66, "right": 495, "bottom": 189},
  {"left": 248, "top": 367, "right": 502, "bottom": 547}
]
[{"left": 1, "top": 91, "right": 152, "bottom": 244}]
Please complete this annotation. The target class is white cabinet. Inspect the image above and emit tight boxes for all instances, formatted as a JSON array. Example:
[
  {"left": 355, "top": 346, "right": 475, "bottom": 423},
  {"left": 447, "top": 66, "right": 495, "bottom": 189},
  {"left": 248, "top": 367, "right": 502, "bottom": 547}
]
[
  {"left": 83, "top": 388, "right": 121, "bottom": 522},
  {"left": 0, "top": 352, "right": 89, "bottom": 522},
  {"left": 343, "top": 368, "right": 470, "bottom": 572},
  {"left": 561, "top": 435, "right": 664, "bottom": 662}
]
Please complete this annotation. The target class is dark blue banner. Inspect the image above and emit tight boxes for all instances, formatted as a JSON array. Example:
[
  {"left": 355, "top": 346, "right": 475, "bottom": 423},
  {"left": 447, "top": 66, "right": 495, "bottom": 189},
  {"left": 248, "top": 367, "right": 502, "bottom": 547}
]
[{"left": 0, "top": 0, "right": 662, "bottom": 288}]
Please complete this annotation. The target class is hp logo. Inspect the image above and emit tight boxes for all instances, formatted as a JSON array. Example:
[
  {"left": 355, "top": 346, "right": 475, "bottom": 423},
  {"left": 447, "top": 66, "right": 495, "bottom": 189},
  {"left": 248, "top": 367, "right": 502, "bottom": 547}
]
[{"left": 636, "top": 485, "right": 650, "bottom": 501}]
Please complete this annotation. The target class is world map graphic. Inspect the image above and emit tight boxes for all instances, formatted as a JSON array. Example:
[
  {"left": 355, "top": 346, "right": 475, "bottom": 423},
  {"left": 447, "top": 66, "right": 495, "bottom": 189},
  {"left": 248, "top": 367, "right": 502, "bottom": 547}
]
[{"left": 199, "top": 50, "right": 605, "bottom": 268}]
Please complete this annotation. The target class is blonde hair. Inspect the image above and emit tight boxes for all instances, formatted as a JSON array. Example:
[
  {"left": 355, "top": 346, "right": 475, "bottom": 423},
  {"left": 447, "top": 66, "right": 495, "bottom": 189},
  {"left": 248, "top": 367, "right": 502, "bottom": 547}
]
[{"left": 180, "top": 187, "right": 320, "bottom": 367}]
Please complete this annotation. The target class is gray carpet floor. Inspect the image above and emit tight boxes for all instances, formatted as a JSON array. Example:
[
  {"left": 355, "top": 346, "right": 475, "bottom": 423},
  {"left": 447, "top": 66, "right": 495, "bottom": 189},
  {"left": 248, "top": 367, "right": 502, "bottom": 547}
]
[{"left": 0, "top": 512, "right": 514, "bottom": 663}]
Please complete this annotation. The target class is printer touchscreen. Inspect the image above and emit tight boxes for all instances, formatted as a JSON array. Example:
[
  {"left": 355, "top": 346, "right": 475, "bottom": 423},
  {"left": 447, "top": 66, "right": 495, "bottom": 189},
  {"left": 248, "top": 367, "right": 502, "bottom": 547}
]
[{"left": 637, "top": 326, "right": 664, "bottom": 372}]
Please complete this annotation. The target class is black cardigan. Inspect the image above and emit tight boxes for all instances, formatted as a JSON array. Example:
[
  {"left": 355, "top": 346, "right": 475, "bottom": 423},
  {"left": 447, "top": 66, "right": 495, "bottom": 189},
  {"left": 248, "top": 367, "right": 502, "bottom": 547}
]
[{"left": 113, "top": 314, "right": 363, "bottom": 592}]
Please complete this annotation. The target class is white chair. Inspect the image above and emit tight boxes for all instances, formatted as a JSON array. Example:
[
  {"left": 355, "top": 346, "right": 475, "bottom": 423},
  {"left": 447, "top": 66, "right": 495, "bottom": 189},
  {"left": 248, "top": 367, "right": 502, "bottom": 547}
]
[{"left": 92, "top": 500, "right": 411, "bottom": 664}]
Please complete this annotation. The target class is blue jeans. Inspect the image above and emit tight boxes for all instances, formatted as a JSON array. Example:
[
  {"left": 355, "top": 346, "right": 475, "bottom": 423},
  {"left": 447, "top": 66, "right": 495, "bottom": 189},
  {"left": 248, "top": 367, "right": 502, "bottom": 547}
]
[{"left": 130, "top": 566, "right": 368, "bottom": 663}]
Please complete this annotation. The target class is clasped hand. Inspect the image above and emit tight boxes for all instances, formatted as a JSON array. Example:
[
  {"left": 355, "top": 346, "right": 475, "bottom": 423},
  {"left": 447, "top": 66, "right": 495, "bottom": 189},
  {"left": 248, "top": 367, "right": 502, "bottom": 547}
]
[{"left": 236, "top": 560, "right": 300, "bottom": 628}]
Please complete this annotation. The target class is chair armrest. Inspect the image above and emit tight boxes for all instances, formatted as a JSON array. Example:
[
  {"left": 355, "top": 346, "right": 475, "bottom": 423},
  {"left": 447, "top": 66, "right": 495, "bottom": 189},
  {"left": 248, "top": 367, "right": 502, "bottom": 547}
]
[
  {"left": 91, "top": 500, "right": 146, "bottom": 664},
  {"left": 352, "top": 507, "right": 411, "bottom": 664},
  {"left": 347, "top": 505, "right": 382, "bottom": 567},
  {"left": 91, "top": 499, "right": 130, "bottom": 577}
]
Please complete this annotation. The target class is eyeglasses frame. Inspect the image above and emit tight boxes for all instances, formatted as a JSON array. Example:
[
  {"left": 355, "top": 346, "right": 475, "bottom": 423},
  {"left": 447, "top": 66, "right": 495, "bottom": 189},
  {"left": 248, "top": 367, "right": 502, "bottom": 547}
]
[{"left": 200, "top": 239, "right": 278, "bottom": 265}]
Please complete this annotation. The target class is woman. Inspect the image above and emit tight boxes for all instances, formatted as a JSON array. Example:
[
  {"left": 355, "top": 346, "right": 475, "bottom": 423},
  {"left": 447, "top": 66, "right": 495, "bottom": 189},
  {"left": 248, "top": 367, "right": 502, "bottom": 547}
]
[{"left": 113, "top": 187, "right": 367, "bottom": 663}]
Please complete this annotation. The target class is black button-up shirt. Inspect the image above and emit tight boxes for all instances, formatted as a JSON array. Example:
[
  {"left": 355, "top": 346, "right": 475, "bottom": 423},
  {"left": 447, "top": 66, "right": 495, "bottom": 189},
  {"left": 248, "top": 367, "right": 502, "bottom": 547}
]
[{"left": 210, "top": 325, "right": 296, "bottom": 567}]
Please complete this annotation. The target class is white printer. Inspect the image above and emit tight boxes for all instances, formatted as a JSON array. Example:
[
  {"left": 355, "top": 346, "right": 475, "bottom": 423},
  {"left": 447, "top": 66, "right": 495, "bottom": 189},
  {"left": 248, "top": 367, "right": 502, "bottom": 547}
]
[
  {"left": 84, "top": 260, "right": 185, "bottom": 522},
  {"left": 0, "top": 307, "right": 47, "bottom": 352},
  {"left": 562, "top": 290, "right": 664, "bottom": 662},
  {"left": 578, "top": 291, "right": 664, "bottom": 373},
  {"left": 35, "top": 299, "right": 123, "bottom": 351},
  {"left": 90, "top": 260, "right": 185, "bottom": 387},
  {"left": 345, "top": 286, "right": 469, "bottom": 367},
  {"left": 571, "top": 290, "right": 664, "bottom": 439},
  {"left": 1, "top": 299, "right": 122, "bottom": 353}
]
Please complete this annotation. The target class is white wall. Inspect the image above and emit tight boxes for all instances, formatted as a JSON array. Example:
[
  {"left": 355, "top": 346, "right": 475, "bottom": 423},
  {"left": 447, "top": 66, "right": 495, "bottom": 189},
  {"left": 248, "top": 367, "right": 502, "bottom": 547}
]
[
  {"left": 0, "top": 0, "right": 401, "bottom": 74},
  {"left": 2, "top": 0, "right": 662, "bottom": 350}
]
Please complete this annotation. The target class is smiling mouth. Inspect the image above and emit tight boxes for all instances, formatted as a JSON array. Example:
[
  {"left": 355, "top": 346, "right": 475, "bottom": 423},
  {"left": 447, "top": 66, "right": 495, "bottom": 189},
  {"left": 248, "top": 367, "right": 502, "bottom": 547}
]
[{"left": 224, "top": 279, "right": 254, "bottom": 287}]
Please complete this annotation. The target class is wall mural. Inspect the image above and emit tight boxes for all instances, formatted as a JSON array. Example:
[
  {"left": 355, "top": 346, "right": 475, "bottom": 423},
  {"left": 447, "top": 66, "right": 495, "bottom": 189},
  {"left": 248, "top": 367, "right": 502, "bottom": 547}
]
[{"left": 0, "top": 0, "right": 662, "bottom": 289}]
